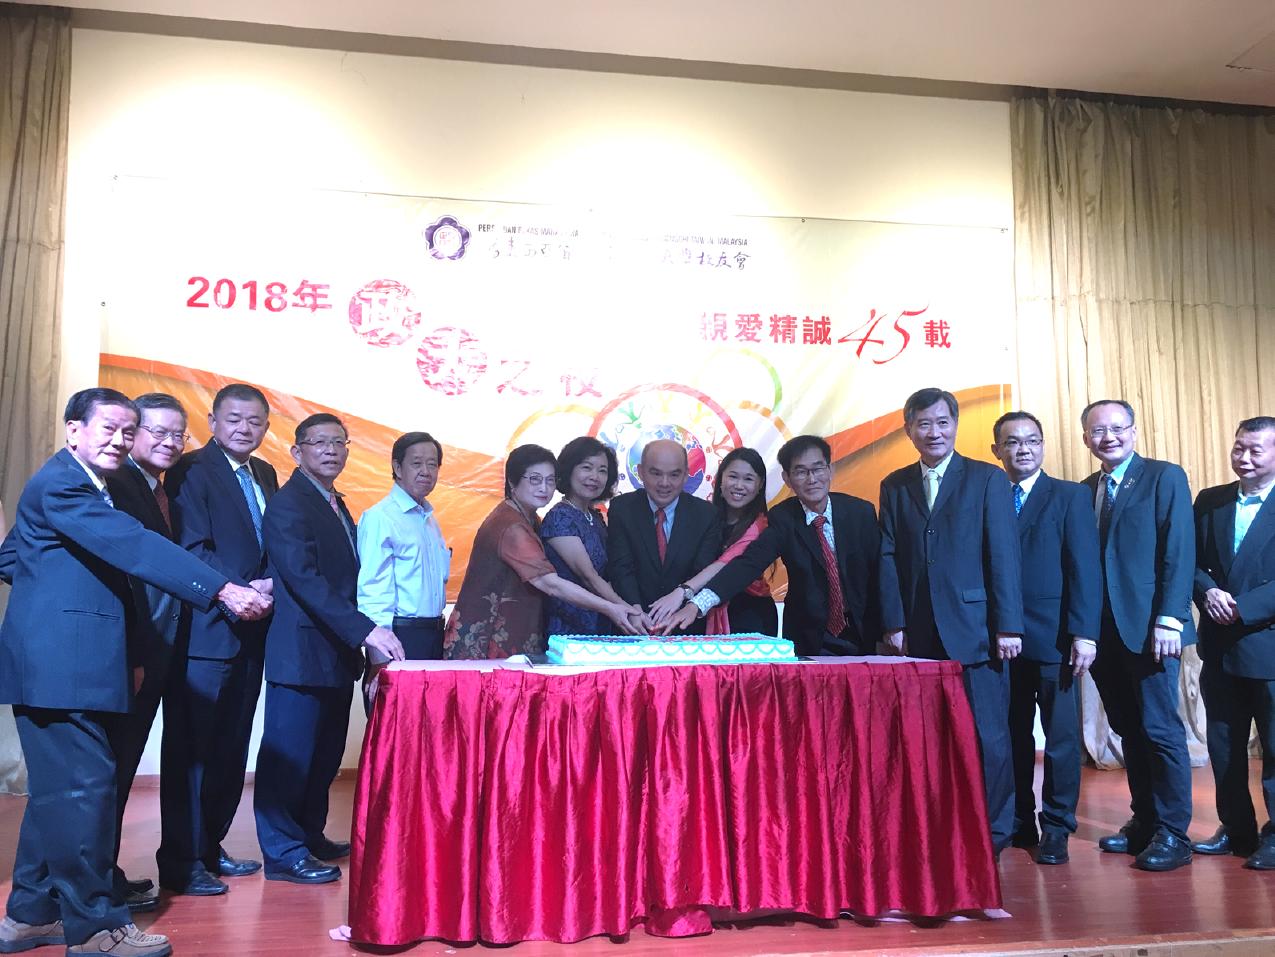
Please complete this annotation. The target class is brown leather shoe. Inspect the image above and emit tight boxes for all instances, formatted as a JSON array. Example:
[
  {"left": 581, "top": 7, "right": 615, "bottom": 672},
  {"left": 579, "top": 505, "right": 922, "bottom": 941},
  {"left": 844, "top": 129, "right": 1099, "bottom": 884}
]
[
  {"left": 0, "top": 915, "right": 64, "bottom": 953},
  {"left": 66, "top": 924, "right": 171, "bottom": 956}
]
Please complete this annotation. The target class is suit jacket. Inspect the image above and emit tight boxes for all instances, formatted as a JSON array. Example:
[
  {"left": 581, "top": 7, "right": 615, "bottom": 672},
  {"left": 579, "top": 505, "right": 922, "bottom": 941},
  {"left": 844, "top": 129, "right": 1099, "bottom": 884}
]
[
  {"left": 706, "top": 494, "right": 881, "bottom": 655},
  {"left": 165, "top": 440, "right": 278, "bottom": 659},
  {"left": 1014, "top": 472, "right": 1102, "bottom": 662},
  {"left": 262, "top": 470, "right": 374, "bottom": 687},
  {"left": 0, "top": 449, "right": 226, "bottom": 713},
  {"left": 105, "top": 460, "right": 184, "bottom": 686},
  {"left": 607, "top": 490, "right": 722, "bottom": 611},
  {"left": 1083, "top": 453, "right": 1197, "bottom": 654},
  {"left": 1194, "top": 481, "right": 1275, "bottom": 679},
  {"left": 879, "top": 452, "right": 1024, "bottom": 665}
]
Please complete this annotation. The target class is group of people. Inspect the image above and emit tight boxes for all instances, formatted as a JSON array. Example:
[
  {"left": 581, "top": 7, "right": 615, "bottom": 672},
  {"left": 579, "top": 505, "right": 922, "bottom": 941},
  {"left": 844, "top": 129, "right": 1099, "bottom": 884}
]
[{"left": 0, "top": 381, "right": 1272, "bottom": 955}]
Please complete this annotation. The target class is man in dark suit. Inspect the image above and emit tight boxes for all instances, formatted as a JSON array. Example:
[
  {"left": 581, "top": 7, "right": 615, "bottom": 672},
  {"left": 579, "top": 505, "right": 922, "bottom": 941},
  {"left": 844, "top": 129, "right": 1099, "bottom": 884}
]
[
  {"left": 255, "top": 414, "right": 404, "bottom": 884},
  {"left": 1191, "top": 415, "right": 1275, "bottom": 869},
  {"left": 990, "top": 411, "right": 1102, "bottom": 864},
  {"left": 878, "top": 387, "right": 1024, "bottom": 853},
  {"left": 608, "top": 439, "right": 722, "bottom": 634},
  {"left": 0, "top": 388, "right": 268, "bottom": 957},
  {"left": 663, "top": 435, "right": 880, "bottom": 655},
  {"left": 103, "top": 393, "right": 191, "bottom": 912},
  {"left": 158, "top": 383, "right": 278, "bottom": 895},
  {"left": 1082, "top": 398, "right": 1196, "bottom": 871}
]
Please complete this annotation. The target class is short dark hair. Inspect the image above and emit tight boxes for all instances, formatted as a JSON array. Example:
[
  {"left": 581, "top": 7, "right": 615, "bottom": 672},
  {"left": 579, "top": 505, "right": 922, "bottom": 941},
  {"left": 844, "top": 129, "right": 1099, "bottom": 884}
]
[
  {"left": 134, "top": 392, "right": 187, "bottom": 424},
  {"left": 1080, "top": 399, "right": 1136, "bottom": 428},
  {"left": 777, "top": 435, "right": 831, "bottom": 473},
  {"left": 212, "top": 383, "right": 270, "bottom": 415},
  {"left": 556, "top": 436, "right": 619, "bottom": 501},
  {"left": 505, "top": 444, "right": 556, "bottom": 499},
  {"left": 713, "top": 447, "right": 769, "bottom": 549},
  {"left": 294, "top": 413, "right": 346, "bottom": 445},
  {"left": 1237, "top": 416, "right": 1275, "bottom": 435},
  {"left": 992, "top": 410, "right": 1044, "bottom": 444},
  {"left": 64, "top": 388, "right": 137, "bottom": 424},
  {"left": 903, "top": 388, "right": 959, "bottom": 426},
  {"left": 391, "top": 431, "right": 443, "bottom": 478}
]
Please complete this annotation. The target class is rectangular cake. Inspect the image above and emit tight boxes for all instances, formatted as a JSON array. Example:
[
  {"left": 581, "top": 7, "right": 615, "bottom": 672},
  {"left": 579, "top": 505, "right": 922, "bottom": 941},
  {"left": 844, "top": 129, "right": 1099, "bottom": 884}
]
[{"left": 546, "top": 633, "right": 797, "bottom": 667}]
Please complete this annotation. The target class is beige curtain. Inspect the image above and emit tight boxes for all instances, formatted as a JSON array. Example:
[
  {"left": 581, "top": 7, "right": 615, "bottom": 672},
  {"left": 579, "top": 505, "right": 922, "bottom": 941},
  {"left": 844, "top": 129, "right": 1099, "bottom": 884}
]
[
  {"left": 0, "top": 3, "right": 72, "bottom": 794},
  {"left": 1012, "top": 93, "right": 1275, "bottom": 768}
]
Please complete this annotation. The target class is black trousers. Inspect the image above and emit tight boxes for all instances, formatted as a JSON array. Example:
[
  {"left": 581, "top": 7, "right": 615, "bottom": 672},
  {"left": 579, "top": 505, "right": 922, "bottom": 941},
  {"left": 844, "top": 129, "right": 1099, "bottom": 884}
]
[
  {"left": 156, "top": 649, "right": 264, "bottom": 883},
  {"left": 1200, "top": 659, "right": 1275, "bottom": 840},
  {"left": 8, "top": 707, "right": 129, "bottom": 945},
  {"left": 1090, "top": 633, "right": 1192, "bottom": 840},
  {"left": 1009, "top": 658, "right": 1081, "bottom": 836}
]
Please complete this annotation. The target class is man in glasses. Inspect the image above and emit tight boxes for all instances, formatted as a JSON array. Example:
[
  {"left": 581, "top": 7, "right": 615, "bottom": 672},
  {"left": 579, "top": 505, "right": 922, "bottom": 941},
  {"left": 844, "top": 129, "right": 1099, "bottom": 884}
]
[
  {"left": 254, "top": 414, "right": 404, "bottom": 884},
  {"left": 1081, "top": 399, "right": 1195, "bottom": 871},
  {"left": 103, "top": 393, "right": 193, "bottom": 910},
  {"left": 159, "top": 383, "right": 278, "bottom": 896},
  {"left": 990, "top": 411, "right": 1101, "bottom": 865}
]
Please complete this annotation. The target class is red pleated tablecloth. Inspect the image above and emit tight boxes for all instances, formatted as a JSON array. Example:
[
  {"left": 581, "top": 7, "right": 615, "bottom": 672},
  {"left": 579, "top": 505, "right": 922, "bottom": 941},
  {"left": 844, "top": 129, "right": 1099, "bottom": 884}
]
[{"left": 347, "top": 656, "right": 1001, "bottom": 946}]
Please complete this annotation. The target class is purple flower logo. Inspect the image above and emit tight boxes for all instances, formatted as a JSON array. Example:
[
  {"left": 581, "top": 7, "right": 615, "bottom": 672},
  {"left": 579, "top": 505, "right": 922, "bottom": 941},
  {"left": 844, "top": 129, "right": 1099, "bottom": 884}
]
[{"left": 424, "top": 216, "right": 470, "bottom": 261}]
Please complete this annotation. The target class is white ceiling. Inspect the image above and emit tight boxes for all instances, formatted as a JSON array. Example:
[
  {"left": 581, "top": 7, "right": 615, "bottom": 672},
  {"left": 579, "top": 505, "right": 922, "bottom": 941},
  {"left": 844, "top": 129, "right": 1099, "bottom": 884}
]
[{"left": 27, "top": 0, "right": 1275, "bottom": 107}]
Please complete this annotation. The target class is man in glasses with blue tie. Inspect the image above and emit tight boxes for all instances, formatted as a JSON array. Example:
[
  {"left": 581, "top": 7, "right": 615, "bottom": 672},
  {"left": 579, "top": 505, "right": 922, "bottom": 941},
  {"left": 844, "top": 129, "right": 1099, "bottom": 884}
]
[
  {"left": 158, "top": 383, "right": 278, "bottom": 896},
  {"left": 990, "top": 411, "right": 1101, "bottom": 865},
  {"left": 1081, "top": 398, "right": 1195, "bottom": 872},
  {"left": 1191, "top": 416, "right": 1275, "bottom": 869}
]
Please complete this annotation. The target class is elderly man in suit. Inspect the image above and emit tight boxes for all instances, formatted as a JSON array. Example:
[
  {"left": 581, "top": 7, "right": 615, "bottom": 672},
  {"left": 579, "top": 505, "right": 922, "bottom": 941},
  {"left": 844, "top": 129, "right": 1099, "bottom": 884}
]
[
  {"left": 1082, "top": 399, "right": 1196, "bottom": 872},
  {"left": 254, "top": 414, "right": 405, "bottom": 884},
  {"left": 0, "top": 388, "right": 268, "bottom": 957},
  {"left": 878, "top": 387, "right": 1024, "bottom": 854},
  {"left": 1191, "top": 416, "right": 1275, "bottom": 869},
  {"left": 158, "top": 383, "right": 278, "bottom": 895},
  {"left": 666, "top": 435, "right": 881, "bottom": 655},
  {"left": 607, "top": 439, "right": 722, "bottom": 634},
  {"left": 990, "top": 411, "right": 1102, "bottom": 865}
]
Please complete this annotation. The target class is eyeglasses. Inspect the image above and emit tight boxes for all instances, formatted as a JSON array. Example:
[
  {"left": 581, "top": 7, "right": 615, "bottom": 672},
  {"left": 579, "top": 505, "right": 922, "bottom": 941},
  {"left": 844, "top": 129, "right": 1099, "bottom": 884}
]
[
  {"left": 789, "top": 465, "right": 830, "bottom": 482},
  {"left": 299, "top": 438, "right": 350, "bottom": 449},
  {"left": 521, "top": 473, "right": 555, "bottom": 487},
  {"left": 139, "top": 426, "right": 189, "bottom": 445},
  {"left": 1000, "top": 437, "right": 1042, "bottom": 450},
  {"left": 1088, "top": 425, "right": 1132, "bottom": 440}
]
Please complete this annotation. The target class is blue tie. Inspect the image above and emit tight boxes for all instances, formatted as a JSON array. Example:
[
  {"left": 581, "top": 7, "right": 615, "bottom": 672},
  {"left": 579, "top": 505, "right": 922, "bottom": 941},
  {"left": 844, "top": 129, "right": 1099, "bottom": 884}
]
[
  {"left": 1013, "top": 483, "right": 1023, "bottom": 516},
  {"left": 235, "top": 464, "right": 264, "bottom": 548}
]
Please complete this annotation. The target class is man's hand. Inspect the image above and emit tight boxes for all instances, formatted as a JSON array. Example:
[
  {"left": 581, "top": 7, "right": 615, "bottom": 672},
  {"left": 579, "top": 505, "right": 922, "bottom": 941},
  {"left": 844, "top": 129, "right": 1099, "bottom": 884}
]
[
  {"left": 880, "top": 630, "right": 907, "bottom": 655},
  {"left": 1069, "top": 638, "right": 1097, "bottom": 677},
  {"left": 648, "top": 589, "right": 686, "bottom": 625},
  {"left": 1204, "top": 587, "right": 1238, "bottom": 625},
  {"left": 996, "top": 633, "right": 1023, "bottom": 660},
  {"left": 218, "top": 582, "right": 272, "bottom": 620},
  {"left": 1152, "top": 625, "right": 1182, "bottom": 662},
  {"left": 249, "top": 578, "right": 274, "bottom": 597},
  {"left": 607, "top": 602, "right": 645, "bottom": 635},
  {"left": 660, "top": 603, "right": 699, "bottom": 635},
  {"left": 364, "top": 625, "right": 405, "bottom": 663},
  {"left": 626, "top": 607, "right": 654, "bottom": 634}
]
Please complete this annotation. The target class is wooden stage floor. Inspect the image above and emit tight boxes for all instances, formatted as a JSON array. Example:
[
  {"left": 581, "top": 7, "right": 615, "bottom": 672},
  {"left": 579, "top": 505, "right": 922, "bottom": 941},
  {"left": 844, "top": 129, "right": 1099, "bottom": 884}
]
[{"left": 1, "top": 762, "right": 1272, "bottom": 956}]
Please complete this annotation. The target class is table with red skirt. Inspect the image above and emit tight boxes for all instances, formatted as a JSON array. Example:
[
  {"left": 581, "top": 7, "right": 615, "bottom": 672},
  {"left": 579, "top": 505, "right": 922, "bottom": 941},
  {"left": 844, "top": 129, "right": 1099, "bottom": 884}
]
[{"left": 347, "top": 656, "right": 1001, "bottom": 947}]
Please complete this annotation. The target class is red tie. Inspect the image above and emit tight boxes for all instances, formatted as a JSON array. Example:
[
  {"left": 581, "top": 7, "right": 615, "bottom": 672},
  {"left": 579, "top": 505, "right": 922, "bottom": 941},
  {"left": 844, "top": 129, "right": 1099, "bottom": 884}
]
[
  {"left": 812, "top": 515, "right": 847, "bottom": 636},
  {"left": 654, "top": 508, "right": 668, "bottom": 562},
  {"left": 153, "top": 481, "right": 172, "bottom": 533}
]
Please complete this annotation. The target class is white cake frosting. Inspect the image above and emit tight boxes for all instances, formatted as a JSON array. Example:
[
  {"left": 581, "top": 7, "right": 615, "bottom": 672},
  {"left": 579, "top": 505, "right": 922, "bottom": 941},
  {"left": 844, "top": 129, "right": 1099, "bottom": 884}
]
[{"left": 546, "top": 632, "right": 798, "bottom": 667}]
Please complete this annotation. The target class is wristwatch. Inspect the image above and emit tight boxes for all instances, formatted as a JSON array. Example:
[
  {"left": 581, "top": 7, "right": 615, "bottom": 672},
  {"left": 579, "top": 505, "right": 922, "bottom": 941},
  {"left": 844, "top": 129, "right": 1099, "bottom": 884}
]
[{"left": 679, "top": 583, "right": 695, "bottom": 603}]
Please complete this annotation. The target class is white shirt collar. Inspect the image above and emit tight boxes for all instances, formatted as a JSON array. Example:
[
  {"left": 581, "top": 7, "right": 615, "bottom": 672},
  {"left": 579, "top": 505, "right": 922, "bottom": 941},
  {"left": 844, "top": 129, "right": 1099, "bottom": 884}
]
[
  {"left": 1016, "top": 469, "right": 1042, "bottom": 495},
  {"left": 130, "top": 457, "right": 160, "bottom": 491},
  {"left": 68, "top": 450, "right": 108, "bottom": 493},
  {"left": 1239, "top": 481, "right": 1274, "bottom": 504},
  {"left": 218, "top": 442, "right": 254, "bottom": 477},
  {"left": 802, "top": 495, "right": 834, "bottom": 526},
  {"left": 919, "top": 450, "right": 955, "bottom": 479},
  {"left": 390, "top": 481, "right": 431, "bottom": 515}
]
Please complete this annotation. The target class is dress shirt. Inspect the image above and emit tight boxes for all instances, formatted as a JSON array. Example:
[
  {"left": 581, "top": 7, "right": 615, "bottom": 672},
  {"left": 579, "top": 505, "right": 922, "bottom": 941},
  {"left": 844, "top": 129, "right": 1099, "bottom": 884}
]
[
  {"left": 71, "top": 453, "right": 109, "bottom": 498},
  {"left": 1236, "top": 482, "right": 1274, "bottom": 553},
  {"left": 357, "top": 483, "right": 451, "bottom": 627},
  {"left": 221, "top": 444, "right": 267, "bottom": 514},
  {"left": 301, "top": 471, "right": 356, "bottom": 551},
  {"left": 919, "top": 451, "right": 955, "bottom": 509},
  {"left": 647, "top": 494, "right": 678, "bottom": 541},
  {"left": 1013, "top": 468, "right": 1042, "bottom": 505},
  {"left": 802, "top": 496, "right": 835, "bottom": 551}
]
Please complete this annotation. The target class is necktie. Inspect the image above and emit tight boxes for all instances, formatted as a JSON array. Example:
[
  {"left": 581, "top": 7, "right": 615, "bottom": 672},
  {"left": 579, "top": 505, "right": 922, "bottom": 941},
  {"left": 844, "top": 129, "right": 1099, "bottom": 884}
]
[
  {"left": 235, "top": 464, "right": 264, "bottom": 548},
  {"left": 330, "top": 492, "right": 355, "bottom": 549},
  {"left": 153, "top": 480, "right": 172, "bottom": 532},
  {"left": 812, "top": 515, "right": 847, "bottom": 636},
  {"left": 101, "top": 486, "right": 114, "bottom": 509},
  {"left": 925, "top": 468, "right": 940, "bottom": 510},
  {"left": 1013, "top": 483, "right": 1023, "bottom": 516},
  {"left": 654, "top": 508, "right": 668, "bottom": 562},
  {"left": 1098, "top": 474, "right": 1117, "bottom": 545}
]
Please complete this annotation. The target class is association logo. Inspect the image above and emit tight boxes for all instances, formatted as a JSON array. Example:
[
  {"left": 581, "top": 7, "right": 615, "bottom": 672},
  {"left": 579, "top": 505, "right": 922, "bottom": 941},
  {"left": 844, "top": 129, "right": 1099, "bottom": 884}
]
[{"left": 424, "top": 215, "right": 471, "bottom": 261}]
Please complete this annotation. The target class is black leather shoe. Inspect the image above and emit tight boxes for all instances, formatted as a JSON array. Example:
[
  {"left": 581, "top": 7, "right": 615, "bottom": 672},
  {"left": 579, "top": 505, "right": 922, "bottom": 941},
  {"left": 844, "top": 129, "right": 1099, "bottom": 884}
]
[
  {"left": 1191, "top": 826, "right": 1258, "bottom": 857},
  {"left": 1134, "top": 831, "right": 1193, "bottom": 871},
  {"left": 308, "top": 838, "right": 351, "bottom": 861},
  {"left": 124, "top": 888, "right": 160, "bottom": 913},
  {"left": 125, "top": 877, "right": 155, "bottom": 895},
  {"left": 218, "top": 850, "right": 262, "bottom": 877},
  {"left": 264, "top": 855, "right": 341, "bottom": 885},
  {"left": 1011, "top": 826, "right": 1040, "bottom": 849},
  {"left": 1244, "top": 836, "right": 1275, "bottom": 870},
  {"left": 1037, "top": 831, "right": 1070, "bottom": 865},
  {"left": 1099, "top": 820, "right": 1152, "bottom": 855},
  {"left": 160, "top": 870, "right": 228, "bottom": 896}
]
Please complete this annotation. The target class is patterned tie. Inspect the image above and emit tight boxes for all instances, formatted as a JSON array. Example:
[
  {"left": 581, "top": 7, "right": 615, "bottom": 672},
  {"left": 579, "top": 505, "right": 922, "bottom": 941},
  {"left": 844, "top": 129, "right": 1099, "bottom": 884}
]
[
  {"left": 925, "top": 468, "right": 940, "bottom": 510},
  {"left": 1098, "top": 474, "right": 1117, "bottom": 546},
  {"left": 1013, "top": 483, "right": 1024, "bottom": 516},
  {"left": 153, "top": 480, "right": 172, "bottom": 532},
  {"left": 235, "top": 464, "right": 264, "bottom": 548},
  {"left": 654, "top": 508, "right": 668, "bottom": 562},
  {"left": 812, "top": 515, "right": 847, "bottom": 636},
  {"left": 101, "top": 486, "right": 115, "bottom": 509}
]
